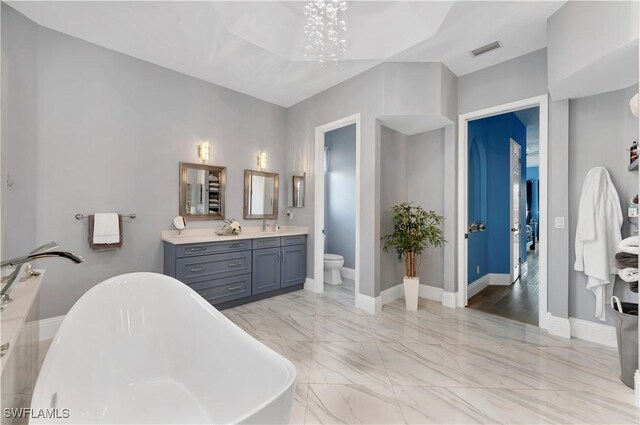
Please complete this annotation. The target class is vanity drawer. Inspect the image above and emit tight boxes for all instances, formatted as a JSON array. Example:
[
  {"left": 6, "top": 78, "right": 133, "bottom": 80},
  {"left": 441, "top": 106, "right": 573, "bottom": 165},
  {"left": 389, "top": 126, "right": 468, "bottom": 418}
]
[
  {"left": 281, "top": 235, "right": 306, "bottom": 246},
  {"left": 176, "top": 251, "right": 252, "bottom": 282},
  {"left": 252, "top": 237, "right": 280, "bottom": 249},
  {"left": 176, "top": 240, "right": 251, "bottom": 258},
  {"left": 190, "top": 274, "right": 251, "bottom": 304}
]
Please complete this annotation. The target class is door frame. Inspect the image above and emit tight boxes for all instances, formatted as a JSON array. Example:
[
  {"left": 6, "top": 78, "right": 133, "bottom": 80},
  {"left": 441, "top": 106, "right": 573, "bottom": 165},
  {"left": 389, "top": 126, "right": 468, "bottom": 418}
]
[
  {"left": 456, "top": 95, "right": 549, "bottom": 329},
  {"left": 313, "top": 114, "right": 361, "bottom": 303}
]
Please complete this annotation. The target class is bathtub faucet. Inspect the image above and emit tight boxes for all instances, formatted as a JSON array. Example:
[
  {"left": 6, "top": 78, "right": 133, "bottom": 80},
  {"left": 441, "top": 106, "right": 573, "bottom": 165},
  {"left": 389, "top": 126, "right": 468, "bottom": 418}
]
[{"left": 1, "top": 243, "right": 85, "bottom": 306}]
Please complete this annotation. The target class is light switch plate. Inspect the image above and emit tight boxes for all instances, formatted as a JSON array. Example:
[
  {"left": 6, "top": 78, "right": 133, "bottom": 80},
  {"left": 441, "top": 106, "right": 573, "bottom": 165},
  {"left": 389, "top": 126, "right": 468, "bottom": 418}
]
[{"left": 555, "top": 217, "right": 565, "bottom": 229}]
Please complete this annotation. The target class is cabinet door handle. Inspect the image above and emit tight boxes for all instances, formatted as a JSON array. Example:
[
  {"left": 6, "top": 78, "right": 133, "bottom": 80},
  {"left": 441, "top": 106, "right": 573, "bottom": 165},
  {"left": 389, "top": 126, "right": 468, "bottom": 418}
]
[
  {"left": 228, "top": 285, "right": 243, "bottom": 291},
  {"left": 190, "top": 267, "right": 205, "bottom": 273},
  {"left": 228, "top": 243, "right": 244, "bottom": 248},
  {"left": 228, "top": 261, "right": 242, "bottom": 267},
  {"left": 188, "top": 247, "right": 207, "bottom": 252}
]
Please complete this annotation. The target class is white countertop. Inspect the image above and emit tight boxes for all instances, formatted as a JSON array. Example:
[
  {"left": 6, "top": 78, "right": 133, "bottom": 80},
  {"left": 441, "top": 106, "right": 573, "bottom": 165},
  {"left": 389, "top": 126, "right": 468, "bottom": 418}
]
[
  {"left": 0, "top": 270, "right": 45, "bottom": 374},
  {"left": 162, "top": 226, "right": 309, "bottom": 245}
]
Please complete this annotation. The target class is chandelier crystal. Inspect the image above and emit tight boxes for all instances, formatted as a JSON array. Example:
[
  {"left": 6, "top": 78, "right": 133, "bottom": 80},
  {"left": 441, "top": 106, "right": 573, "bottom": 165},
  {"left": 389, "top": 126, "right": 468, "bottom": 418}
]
[{"left": 303, "top": 0, "right": 349, "bottom": 66}]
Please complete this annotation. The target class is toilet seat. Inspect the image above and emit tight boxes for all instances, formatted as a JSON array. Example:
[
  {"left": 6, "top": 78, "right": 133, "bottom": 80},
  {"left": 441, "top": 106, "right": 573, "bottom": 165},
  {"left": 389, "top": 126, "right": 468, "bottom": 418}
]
[{"left": 324, "top": 253, "right": 344, "bottom": 263}]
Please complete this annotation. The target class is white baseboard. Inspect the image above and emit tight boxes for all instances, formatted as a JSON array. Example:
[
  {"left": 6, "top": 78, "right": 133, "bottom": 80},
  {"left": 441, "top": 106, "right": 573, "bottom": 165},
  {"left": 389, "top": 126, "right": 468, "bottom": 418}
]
[
  {"left": 635, "top": 370, "right": 640, "bottom": 407},
  {"left": 419, "top": 284, "right": 444, "bottom": 302},
  {"left": 520, "top": 261, "right": 528, "bottom": 274},
  {"left": 380, "top": 283, "right": 445, "bottom": 307},
  {"left": 341, "top": 267, "right": 355, "bottom": 280},
  {"left": 304, "top": 277, "right": 316, "bottom": 292},
  {"left": 356, "top": 293, "right": 382, "bottom": 314},
  {"left": 488, "top": 273, "right": 511, "bottom": 285},
  {"left": 441, "top": 291, "right": 457, "bottom": 309},
  {"left": 467, "top": 275, "right": 490, "bottom": 298},
  {"left": 547, "top": 314, "right": 571, "bottom": 339},
  {"left": 37, "top": 315, "right": 65, "bottom": 341},
  {"left": 380, "top": 284, "right": 404, "bottom": 305},
  {"left": 569, "top": 317, "right": 617, "bottom": 348}
]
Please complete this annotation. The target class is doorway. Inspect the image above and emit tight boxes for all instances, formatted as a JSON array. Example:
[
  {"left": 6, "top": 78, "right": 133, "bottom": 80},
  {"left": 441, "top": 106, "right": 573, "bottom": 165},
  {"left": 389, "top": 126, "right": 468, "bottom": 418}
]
[
  {"left": 313, "top": 114, "right": 362, "bottom": 309},
  {"left": 457, "top": 95, "right": 548, "bottom": 328}
]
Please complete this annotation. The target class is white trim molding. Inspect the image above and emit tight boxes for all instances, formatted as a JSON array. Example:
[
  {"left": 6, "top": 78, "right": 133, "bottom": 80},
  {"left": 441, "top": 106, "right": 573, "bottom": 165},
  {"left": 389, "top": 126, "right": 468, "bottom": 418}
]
[
  {"left": 488, "top": 273, "right": 511, "bottom": 285},
  {"left": 467, "top": 275, "right": 490, "bottom": 298},
  {"left": 304, "top": 277, "right": 319, "bottom": 293},
  {"left": 380, "top": 284, "right": 404, "bottom": 305},
  {"left": 569, "top": 317, "right": 617, "bottom": 348},
  {"left": 467, "top": 274, "right": 512, "bottom": 299},
  {"left": 547, "top": 314, "right": 571, "bottom": 339},
  {"left": 441, "top": 291, "right": 457, "bottom": 309},
  {"left": 380, "top": 283, "right": 445, "bottom": 305},
  {"left": 341, "top": 267, "right": 356, "bottom": 280},
  {"left": 420, "top": 285, "right": 444, "bottom": 302},
  {"left": 37, "top": 315, "right": 65, "bottom": 341},
  {"left": 355, "top": 293, "right": 382, "bottom": 314},
  {"left": 635, "top": 370, "right": 640, "bottom": 407}
]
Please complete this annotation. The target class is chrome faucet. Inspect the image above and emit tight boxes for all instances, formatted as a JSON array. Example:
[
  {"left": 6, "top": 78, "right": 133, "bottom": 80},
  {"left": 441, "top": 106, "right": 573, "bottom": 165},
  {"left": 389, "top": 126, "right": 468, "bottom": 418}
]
[{"left": 1, "top": 243, "right": 85, "bottom": 306}]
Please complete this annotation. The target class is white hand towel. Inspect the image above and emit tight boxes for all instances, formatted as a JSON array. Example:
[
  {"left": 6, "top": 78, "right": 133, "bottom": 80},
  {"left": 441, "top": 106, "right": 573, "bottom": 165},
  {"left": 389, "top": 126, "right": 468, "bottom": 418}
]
[{"left": 93, "top": 213, "right": 120, "bottom": 244}]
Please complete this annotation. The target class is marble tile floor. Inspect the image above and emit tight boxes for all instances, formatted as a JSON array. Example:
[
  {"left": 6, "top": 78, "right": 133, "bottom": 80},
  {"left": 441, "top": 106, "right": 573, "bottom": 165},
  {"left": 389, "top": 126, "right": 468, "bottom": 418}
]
[
  {"left": 36, "top": 280, "right": 638, "bottom": 424},
  {"left": 224, "top": 282, "right": 638, "bottom": 425}
]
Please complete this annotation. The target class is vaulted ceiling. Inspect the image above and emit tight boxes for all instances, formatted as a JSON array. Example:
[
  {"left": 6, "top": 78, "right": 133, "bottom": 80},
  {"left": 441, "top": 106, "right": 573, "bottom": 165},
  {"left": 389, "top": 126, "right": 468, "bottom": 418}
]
[{"left": 8, "top": 1, "right": 565, "bottom": 107}]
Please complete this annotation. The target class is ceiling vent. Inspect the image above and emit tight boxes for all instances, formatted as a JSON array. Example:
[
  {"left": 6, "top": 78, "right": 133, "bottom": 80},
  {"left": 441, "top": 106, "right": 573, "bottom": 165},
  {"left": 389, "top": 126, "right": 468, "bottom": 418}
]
[{"left": 470, "top": 41, "right": 502, "bottom": 57}]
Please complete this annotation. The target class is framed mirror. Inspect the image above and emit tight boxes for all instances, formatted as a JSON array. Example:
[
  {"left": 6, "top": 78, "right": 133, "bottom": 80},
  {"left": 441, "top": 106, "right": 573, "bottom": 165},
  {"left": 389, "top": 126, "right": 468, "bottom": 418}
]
[
  {"left": 288, "top": 172, "right": 305, "bottom": 208},
  {"left": 179, "top": 162, "right": 226, "bottom": 221},
  {"left": 244, "top": 169, "right": 279, "bottom": 219}
]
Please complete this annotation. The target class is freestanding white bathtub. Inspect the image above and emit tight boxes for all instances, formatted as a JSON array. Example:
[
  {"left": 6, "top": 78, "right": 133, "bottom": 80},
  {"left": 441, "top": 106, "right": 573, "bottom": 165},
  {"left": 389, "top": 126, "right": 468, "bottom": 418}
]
[{"left": 30, "top": 272, "right": 296, "bottom": 424}]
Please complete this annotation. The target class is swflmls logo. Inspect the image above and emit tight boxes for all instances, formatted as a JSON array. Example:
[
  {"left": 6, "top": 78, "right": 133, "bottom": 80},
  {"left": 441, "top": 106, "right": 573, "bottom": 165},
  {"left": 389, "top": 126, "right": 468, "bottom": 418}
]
[{"left": 3, "top": 408, "right": 70, "bottom": 419}]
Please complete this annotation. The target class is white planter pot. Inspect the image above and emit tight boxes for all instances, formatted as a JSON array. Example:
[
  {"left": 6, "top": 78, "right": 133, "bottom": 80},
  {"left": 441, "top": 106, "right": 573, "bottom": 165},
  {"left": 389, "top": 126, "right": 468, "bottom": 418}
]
[{"left": 403, "top": 277, "right": 419, "bottom": 311}]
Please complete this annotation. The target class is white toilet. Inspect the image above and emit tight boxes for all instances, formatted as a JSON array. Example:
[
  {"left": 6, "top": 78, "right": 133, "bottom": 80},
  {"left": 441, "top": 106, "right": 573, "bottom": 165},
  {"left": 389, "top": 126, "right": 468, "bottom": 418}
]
[{"left": 324, "top": 254, "right": 344, "bottom": 285}]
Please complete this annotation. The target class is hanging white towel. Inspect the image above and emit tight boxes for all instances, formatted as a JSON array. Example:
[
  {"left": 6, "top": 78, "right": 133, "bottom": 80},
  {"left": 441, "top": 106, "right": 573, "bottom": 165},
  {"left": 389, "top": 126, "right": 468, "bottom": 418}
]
[
  {"left": 574, "top": 167, "right": 622, "bottom": 321},
  {"left": 93, "top": 213, "right": 120, "bottom": 244}
]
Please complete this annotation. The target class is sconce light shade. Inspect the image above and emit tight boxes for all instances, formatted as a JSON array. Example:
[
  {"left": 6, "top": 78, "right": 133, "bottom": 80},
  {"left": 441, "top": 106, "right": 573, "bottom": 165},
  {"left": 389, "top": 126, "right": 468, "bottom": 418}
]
[
  {"left": 257, "top": 151, "right": 267, "bottom": 170},
  {"left": 198, "top": 142, "right": 210, "bottom": 163}
]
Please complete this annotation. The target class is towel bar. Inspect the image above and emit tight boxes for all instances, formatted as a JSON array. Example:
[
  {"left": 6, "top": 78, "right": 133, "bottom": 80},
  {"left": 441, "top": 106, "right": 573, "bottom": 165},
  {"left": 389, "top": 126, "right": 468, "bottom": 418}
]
[{"left": 75, "top": 213, "right": 137, "bottom": 220}]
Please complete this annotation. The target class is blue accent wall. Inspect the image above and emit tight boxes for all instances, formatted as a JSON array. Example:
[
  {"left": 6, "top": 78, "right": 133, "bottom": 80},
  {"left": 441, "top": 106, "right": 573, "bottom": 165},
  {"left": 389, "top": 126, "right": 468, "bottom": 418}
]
[
  {"left": 325, "top": 124, "right": 356, "bottom": 269},
  {"left": 467, "top": 113, "right": 526, "bottom": 284}
]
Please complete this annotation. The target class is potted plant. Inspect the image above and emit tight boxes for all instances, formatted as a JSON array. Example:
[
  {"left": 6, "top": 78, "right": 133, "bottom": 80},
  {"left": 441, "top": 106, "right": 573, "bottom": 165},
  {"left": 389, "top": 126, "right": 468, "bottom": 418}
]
[{"left": 382, "top": 203, "right": 445, "bottom": 311}]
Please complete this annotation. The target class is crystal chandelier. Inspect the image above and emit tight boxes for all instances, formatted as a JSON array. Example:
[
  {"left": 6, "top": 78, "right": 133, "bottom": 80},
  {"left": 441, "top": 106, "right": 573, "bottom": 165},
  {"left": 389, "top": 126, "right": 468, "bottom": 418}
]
[{"left": 303, "top": 0, "right": 349, "bottom": 66}]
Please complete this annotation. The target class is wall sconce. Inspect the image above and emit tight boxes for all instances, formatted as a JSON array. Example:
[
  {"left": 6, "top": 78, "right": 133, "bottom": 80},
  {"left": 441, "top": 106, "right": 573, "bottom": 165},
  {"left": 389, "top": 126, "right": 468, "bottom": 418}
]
[
  {"left": 198, "top": 142, "right": 210, "bottom": 163},
  {"left": 257, "top": 151, "right": 267, "bottom": 170}
]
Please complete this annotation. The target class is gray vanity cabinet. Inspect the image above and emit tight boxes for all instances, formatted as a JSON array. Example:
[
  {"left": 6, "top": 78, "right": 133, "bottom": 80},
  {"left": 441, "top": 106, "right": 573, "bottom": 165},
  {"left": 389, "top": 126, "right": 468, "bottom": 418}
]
[
  {"left": 252, "top": 247, "right": 281, "bottom": 294},
  {"left": 281, "top": 244, "right": 306, "bottom": 288},
  {"left": 164, "top": 234, "right": 306, "bottom": 309}
]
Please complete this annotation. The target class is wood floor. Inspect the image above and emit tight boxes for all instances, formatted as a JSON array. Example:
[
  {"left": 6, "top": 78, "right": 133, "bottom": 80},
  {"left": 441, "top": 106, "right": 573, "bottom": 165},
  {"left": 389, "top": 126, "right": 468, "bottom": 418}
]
[{"left": 468, "top": 249, "right": 539, "bottom": 326}]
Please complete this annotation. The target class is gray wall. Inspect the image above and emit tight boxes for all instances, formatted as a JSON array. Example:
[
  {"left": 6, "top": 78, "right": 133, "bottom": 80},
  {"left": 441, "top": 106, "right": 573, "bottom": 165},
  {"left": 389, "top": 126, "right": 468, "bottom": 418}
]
[
  {"left": 458, "top": 49, "right": 548, "bottom": 115},
  {"left": 568, "top": 85, "right": 639, "bottom": 325},
  {"left": 1, "top": 5, "right": 38, "bottom": 258},
  {"left": 5, "top": 11, "right": 288, "bottom": 319},
  {"left": 380, "top": 126, "right": 408, "bottom": 290},
  {"left": 324, "top": 124, "right": 356, "bottom": 269},
  {"left": 408, "top": 129, "right": 445, "bottom": 289}
]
